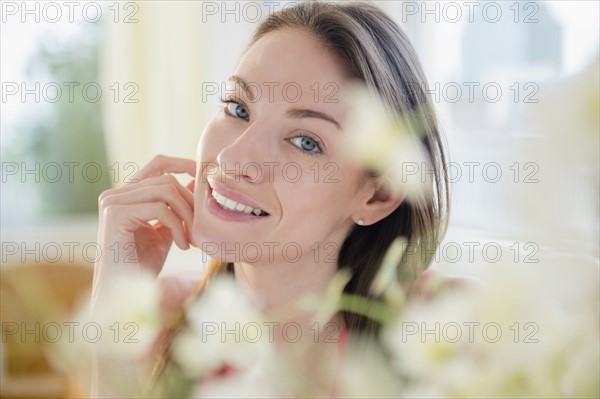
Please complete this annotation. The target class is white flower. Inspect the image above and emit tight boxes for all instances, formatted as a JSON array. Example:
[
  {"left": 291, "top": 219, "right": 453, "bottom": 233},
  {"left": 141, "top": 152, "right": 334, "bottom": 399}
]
[
  {"left": 369, "top": 237, "right": 408, "bottom": 304},
  {"left": 88, "top": 267, "right": 161, "bottom": 357},
  {"left": 49, "top": 266, "right": 161, "bottom": 378},
  {"left": 297, "top": 268, "right": 351, "bottom": 326},
  {"left": 335, "top": 334, "right": 403, "bottom": 398},
  {"left": 342, "top": 80, "right": 431, "bottom": 201},
  {"left": 383, "top": 258, "right": 599, "bottom": 398},
  {"left": 171, "top": 275, "right": 271, "bottom": 378}
]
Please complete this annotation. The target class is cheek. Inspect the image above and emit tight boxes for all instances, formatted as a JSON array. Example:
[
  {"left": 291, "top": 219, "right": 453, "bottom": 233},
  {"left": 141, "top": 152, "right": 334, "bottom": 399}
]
[
  {"left": 278, "top": 168, "right": 362, "bottom": 221},
  {"left": 191, "top": 120, "right": 226, "bottom": 246},
  {"left": 193, "top": 127, "right": 212, "bottom": 200}
]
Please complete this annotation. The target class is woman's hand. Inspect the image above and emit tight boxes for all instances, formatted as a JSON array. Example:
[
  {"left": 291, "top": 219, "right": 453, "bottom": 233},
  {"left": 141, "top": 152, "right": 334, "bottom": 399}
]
[
  {"left": 90, "top": 155, "right": 197, "bottom": 398},
  {"left": 95, "top": 155, "right": 196, "bottom": 279}
]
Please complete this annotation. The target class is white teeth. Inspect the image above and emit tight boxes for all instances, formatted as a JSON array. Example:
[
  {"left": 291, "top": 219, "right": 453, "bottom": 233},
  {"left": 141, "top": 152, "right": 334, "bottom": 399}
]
[
  {"left": 213, "top": 191, "right": 224, "bottom": 202},
  {"left": 225, "top": 199, "right": 237, "bottom": 209},
  {"left": 211, "top": 187, "right": 266, "bottom": 216}
]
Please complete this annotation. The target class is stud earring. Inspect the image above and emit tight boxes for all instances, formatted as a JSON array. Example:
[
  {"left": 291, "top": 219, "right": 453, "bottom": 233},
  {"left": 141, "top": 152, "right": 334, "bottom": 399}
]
[{"left": 357, "top": 219, "right": 364, "bottom": 226}]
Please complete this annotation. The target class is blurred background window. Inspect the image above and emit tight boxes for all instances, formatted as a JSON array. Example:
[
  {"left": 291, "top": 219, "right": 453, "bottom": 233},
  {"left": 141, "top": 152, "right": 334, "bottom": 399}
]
[
  {"left": 2, "top": 14, "right": 109, "bottom": 225},
  {"left": 379, "top": 1, "right": 599, "bottom": 240}
]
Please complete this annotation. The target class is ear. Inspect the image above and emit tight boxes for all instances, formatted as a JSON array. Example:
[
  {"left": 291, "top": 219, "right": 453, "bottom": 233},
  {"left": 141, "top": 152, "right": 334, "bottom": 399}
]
[{"left": 353, "top": 176, "right": 405, "bottom": 226}]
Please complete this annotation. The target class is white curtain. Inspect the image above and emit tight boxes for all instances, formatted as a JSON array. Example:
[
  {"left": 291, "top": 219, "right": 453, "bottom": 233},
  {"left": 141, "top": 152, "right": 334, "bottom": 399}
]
[{"left": 99, "top": 1, "right": 255, "bottom": 178}]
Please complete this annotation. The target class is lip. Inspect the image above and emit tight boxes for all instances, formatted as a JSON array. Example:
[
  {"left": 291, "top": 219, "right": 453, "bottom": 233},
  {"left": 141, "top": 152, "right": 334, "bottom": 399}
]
[{"left": 205, "top": 181, "right": 271, "bottom": 223}]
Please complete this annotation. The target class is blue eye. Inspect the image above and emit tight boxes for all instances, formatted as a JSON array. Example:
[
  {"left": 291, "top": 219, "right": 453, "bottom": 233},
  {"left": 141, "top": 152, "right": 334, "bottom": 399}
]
[
  {"left": 290, "top": 136, "right": 322, "bottom": 154},
  {"left": 220, "top": 98, "right": 249, "bottom": 120}
]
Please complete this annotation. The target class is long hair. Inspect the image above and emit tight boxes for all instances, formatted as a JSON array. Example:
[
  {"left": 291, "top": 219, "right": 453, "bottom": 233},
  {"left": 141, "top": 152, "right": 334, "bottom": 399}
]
[{"left": 152, "top": 0, "right": 449, "bottom": 384}]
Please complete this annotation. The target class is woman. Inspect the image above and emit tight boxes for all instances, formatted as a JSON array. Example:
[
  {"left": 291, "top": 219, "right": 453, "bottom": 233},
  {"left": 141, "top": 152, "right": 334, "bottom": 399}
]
[{"left": 93, "top": 0, "right": 449, "bottom": 396}]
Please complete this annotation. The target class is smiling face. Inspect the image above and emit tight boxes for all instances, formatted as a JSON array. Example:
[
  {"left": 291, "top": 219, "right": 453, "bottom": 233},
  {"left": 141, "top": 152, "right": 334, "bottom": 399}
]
[{"left": 192, "top": 28, "right": 373, "bottom": 265}]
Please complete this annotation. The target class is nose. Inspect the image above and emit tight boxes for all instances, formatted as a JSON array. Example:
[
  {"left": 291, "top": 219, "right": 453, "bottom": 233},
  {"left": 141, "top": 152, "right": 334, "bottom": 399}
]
[{"left": 216, "top": 119, "right": 275, "bottom": 184}]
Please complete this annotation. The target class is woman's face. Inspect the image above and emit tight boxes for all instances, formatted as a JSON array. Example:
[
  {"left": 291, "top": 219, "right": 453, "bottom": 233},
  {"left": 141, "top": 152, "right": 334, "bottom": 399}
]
[{"left": 192, "top": 28, "right": 372, "bottom": 264}]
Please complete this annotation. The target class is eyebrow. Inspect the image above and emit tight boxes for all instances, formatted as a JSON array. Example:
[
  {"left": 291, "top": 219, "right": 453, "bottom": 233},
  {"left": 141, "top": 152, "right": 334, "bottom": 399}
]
[
  {"left": 286, "top": 108, "right": 341, "bottom": 130},
  {"left": 229, "top": 75, "right": 256, "bottom": 102},
  {"left": 227, "top": 75, "right": 341, "bottom": 130}
]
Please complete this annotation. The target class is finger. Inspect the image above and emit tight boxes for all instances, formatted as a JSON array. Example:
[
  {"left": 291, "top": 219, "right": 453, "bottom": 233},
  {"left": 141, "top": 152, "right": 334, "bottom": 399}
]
[
  {"left": 100, "top": 184, "right": 194, "bottom": 232},
  {"left": 100, "top": 174, "right": 194, "bottom": 210},
  {"left": 102, "top": 202, "right": 189, "bottom": 250},
  {"left": 186, "top": 179, "right": 195, "bottom": 193},
  {"left": 131, "top": 155, "right": 196, "bottom": 183},
  {"left": 146, "top": 174, "right": 194, "bottom": 209},
  {"left": 126, "top": 202, "right": 190, "bottom": 250}
]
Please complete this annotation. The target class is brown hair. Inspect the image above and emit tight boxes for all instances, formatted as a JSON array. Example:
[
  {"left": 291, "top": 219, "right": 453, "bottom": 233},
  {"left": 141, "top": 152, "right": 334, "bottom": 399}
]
[{"left": 151, "top": 0, "right": 449, "bottom": 386}]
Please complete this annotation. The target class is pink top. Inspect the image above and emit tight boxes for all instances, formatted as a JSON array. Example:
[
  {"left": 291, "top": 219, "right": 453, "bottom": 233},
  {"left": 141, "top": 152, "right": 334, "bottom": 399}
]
[
  {"left": 337, "top": 327, "right": 348, "bottom": 349},
  {"left": 330, "top": 327, "right": 349, "bottom": 398}
]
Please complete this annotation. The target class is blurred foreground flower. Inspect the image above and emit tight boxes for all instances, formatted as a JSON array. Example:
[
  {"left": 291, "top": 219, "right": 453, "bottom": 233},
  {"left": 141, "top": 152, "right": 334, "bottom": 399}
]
[
  {"left": 171, "top": 275, "right": 274, "bottom": 383},
  {"left": 342, "top": 81, "right": 431, "bottom": 201},
  {"left": 173, "top": 273, "right": 359, "bottom": 398},
  {"left": 51, "top": 267, "right": 161, "bottom": 373},
  {"left": 382, "top": 258, "right": 599, "bottom": 398},
  {"left": 298, "top": 268, "right": 351, "bottom": 326}
]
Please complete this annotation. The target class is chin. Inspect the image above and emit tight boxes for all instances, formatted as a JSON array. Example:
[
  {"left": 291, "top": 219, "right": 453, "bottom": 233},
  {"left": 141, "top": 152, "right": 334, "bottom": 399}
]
[{"left": 191, "top": 222, "right": 235, "bottom": 257}]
